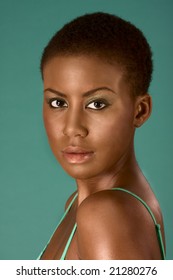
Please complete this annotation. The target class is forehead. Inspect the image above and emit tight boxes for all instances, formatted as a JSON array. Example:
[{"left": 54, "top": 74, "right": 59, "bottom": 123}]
[{"left": 43, "top": 55, "right": 132, "bottom": 98}]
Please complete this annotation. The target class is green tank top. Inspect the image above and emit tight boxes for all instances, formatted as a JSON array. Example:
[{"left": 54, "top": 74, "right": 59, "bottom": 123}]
[{"left": 38, "top": 188, "right": 165, "bottom": 260}]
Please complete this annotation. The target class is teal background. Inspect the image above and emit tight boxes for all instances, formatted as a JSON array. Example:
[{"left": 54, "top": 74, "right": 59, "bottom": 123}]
[{"left": 0, "top": 0, "right": 172, "bottom": 260}]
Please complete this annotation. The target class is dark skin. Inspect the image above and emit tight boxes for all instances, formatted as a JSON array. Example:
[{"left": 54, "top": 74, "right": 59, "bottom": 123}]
[{"left": 41, "top": 55, "right": 165, "bottom": 259}]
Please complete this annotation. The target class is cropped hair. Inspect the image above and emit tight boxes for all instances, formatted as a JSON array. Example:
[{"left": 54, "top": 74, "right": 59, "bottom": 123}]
[{"left": 40, "top": 12, "right": 153, "bottom": 96}]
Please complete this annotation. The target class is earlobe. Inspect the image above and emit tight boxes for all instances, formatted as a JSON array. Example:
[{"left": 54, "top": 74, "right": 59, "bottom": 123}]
[{"left": 134, "top": 94, "right": 152, "bottom": 128}]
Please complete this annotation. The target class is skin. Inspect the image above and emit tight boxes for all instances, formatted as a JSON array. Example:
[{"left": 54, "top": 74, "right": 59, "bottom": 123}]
[{"left": 41, "top": 55, "right": 165, "bottom": 259}]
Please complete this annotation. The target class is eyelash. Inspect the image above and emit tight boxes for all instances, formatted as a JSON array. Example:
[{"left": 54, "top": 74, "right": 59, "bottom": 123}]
[
  {"left": 48, "top": 98, "right": 67, "bottom": 108},
  {"left": 47, "top": 98, "right": 109, "bottom": 110},
  {"left": 86, "top": 99, "right": 109, "bottom": 110}
]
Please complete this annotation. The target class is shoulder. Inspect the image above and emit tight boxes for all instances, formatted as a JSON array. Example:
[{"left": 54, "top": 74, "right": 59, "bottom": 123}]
[
  {"left": 76, "top": 189, "right": 157, "bottom": 259},
  {"left": 77, "top": 189, "right": 145, "bottom": 222}
]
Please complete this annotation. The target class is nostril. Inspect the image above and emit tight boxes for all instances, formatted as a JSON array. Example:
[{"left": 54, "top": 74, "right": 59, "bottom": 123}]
[
  {"left": 63, "top": 110, "right": 89, "bottom": 138},
  {"left": 63, "top": 123, "right": 88, "bottom": 138}
]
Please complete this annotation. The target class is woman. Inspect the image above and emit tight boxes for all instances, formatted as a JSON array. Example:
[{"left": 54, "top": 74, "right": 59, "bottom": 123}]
[{"left": 38, "top": 12, "right": 165, "bottom": 260}]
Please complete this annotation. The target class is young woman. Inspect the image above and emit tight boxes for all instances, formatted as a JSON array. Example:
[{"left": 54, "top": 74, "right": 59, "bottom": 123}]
[{"left": 38, "top": 12, "right": 165, "bottom": 260}]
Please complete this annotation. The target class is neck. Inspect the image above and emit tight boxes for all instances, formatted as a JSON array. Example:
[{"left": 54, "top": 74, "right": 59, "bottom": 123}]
[{"left": 76, "top": 147, "right": 141, "bottom": 205}]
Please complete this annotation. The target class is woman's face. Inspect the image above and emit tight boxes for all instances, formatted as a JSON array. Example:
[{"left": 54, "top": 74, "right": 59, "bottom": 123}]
[{"left": 43, "top": 55, "right": 137, "bottom": 179}]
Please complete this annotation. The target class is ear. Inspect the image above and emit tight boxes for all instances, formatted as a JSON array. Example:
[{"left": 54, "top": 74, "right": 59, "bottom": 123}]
[{"left": 134, "top": 94, "right": 152, "bottom": 128}]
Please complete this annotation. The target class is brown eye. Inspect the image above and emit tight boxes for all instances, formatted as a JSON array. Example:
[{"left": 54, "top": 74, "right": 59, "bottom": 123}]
[
  {"left": 87, "top": 100, "right": 107, "bottom": 110},
  {"left": 50, "top": 99, "right": 68, "bottom": 108}
]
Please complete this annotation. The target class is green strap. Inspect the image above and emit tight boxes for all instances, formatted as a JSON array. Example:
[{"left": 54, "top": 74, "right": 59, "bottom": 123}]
[
  {"left": 58, "top": 193, "right": 78, "bottom": 227},
  {"left": 155, "top": 224, "right": 166, "bottom": 260},
  {"left": 37, "top": 192, "right": 78, "bottom": 260},
  {"left": 60, "top": 223, "right": 77, "bottom": 260},
  {"left": 113, "top": 188, "right": 166, "bottom": 260},
  {"left": 114, "top": 188, "right": 157, "bottom": 224},
  {"left": 59, "top": 193, "right": 78, "bottom": 260}
]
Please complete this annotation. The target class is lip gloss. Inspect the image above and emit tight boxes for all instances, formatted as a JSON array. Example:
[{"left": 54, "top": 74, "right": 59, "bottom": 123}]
[{"left": 62, "top": 146, "right": 94, "bottom": 164}]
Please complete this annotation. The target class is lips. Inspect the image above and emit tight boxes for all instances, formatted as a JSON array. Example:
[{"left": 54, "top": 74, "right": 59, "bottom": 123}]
[{"left": 62, "top": 146, "right": 94, "bottom": 164}]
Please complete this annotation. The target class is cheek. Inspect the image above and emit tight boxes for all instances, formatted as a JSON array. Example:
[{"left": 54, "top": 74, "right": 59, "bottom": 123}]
[
  {"left": 43, "top": 110, "right": 62, "bottom": 143},
  {"left": 90, "top": 111, "right": 134, "bottom": 146}
]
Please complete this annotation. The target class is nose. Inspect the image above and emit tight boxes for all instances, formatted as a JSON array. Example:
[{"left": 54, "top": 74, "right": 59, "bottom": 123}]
[{"left": 63, "top": 108, "right": 88, "bottom": 138}]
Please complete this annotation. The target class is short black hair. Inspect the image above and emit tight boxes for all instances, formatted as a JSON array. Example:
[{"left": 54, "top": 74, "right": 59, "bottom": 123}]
[{"left": 40, "top": 12, "right": 153, "bottom": 96}]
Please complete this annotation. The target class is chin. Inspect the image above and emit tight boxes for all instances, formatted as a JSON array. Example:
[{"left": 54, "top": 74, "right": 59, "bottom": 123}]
[{"left": 62, "top": 165, "right": 98, "bottom": 180}]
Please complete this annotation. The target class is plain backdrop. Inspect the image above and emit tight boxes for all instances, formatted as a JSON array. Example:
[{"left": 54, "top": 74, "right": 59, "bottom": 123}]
[{"left": 0, "top": 0, "right": 172, "bottom": 259}]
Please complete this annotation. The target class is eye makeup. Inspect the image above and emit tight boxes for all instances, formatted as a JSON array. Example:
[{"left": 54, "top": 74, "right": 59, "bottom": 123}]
[
  {"left": 46, "top": 97, "right": 68, "bottom": 108},
  {"left": 86, "top": 97, "right": 110, "bottom": 110},
  {"left": 44, "top": 89, "right": 115, "bottom": 110}
]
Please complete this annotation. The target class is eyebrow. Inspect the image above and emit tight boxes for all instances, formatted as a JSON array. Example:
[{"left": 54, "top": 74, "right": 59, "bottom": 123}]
[{"left": 44, "top": 87, "right": 117, "bottom": 97}]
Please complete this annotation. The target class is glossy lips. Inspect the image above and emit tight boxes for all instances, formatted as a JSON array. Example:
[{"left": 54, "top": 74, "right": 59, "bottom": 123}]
[{"left": 62, "top": 146, "right": 94, "bottom": 164}]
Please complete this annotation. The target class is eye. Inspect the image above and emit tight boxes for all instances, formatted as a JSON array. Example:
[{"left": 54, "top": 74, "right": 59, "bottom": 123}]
[
  {"left": 86, "top": 100, "right": 107, "bottom": 110},
  {"left": 49, "top": 99, "right": 68, "bottom": 108}
]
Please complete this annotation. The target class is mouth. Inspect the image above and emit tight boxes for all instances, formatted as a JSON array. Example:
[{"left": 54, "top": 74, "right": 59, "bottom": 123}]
[{"left": 62, "top": 146, "right": 94, "bottom": 164}]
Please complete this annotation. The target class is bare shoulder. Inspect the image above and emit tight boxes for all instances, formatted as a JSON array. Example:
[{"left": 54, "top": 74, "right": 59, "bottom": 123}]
[{"left": 76, "top": 189, "right": 162, "bottom": 260}]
